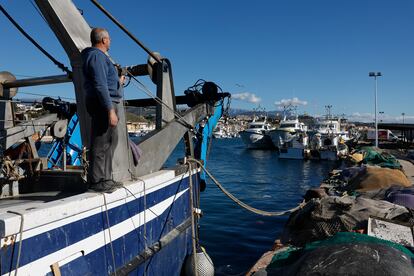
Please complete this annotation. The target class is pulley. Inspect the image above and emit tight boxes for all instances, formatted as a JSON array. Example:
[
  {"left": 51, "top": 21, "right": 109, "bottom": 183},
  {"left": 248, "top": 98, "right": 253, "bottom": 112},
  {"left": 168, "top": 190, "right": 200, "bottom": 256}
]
[
  {"left": 52, "top": 120, "right": 68, "bottom": 139},
  {"left": 0, "top": 71, "right": 18, "bottom": 98}
]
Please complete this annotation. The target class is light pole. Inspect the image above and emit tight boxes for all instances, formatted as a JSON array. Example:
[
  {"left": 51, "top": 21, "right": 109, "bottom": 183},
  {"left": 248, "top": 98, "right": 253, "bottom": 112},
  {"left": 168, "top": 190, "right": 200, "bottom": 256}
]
[
  {"left": 325, "top": 105, "right": 332, "bottom": 119},
  {"left": 379, "top": 111, "right": 384, "bottom": 123},
  {"left": 369, "top": 72, "right": 382, "bottom": 147},
  {"left": 402, "top": 112, "right": 405, "bottom": 124}
]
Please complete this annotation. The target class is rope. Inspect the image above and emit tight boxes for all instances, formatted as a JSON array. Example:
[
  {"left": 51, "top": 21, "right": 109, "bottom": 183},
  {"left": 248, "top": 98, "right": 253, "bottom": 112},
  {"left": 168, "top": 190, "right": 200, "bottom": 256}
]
[
  {"left": 7, "top": 211, "right": 24, "bottom": 276},
  {"left": 188, "top": 163, "right": 199, "bottom": 276},
  {"left": 17, "top": 92, "right": 75, "bottom": 101},
  {"left": 143, "top": 178, "right": 148, "bottom": 276},
  {"left": 186, "top": 158, "right": 306, "bottom": 217},
  {"left": 126, "top": 71, "right": 195, "bottom": 131},
  {"left": 2, "top": 157, "right": 21, "bottom": 180},
  {"left": 0, "top": 4, "right": 71, "bottom": 75},
  {"left": 122, "top": 174, "right": 194, "bottom": 274},
  {"left": 103, "top": 194, "right": 117, "bottom": 276}
]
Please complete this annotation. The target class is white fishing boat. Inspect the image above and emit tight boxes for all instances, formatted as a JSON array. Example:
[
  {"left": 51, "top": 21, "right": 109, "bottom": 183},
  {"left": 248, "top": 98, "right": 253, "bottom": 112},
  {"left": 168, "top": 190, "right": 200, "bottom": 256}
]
[
  {"left": 213, "top": 125, "right": 227, "bottom": 139},
  {"left": 310, "top": 118, "right": 348, "bottom": 160},
  {"left": 0, "top": 1, "right": 230, "bottom": 275},
  {"left": 269, "top": 117, "right": 307, "bottom": 149},
  {"left": 278, "top": 132, "right": 309, "bottom": 159},
  {"left": 239, "top": 116, "right": 274, "bottom": 149}
]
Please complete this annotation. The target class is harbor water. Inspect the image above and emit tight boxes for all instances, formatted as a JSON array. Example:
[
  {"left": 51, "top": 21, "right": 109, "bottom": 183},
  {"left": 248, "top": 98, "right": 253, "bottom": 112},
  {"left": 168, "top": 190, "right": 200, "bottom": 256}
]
[
  {"left": 166, "top": 138, "right": 335, "bottom": 275},
  {"left": 40, "top": 138, "right": 335, "bottom": 275}
]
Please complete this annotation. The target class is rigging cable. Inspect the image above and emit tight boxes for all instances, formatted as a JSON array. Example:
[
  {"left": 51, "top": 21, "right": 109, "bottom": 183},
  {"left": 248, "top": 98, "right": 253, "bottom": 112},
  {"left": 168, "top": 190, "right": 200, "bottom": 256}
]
[
  {"left": 0, "top": 4, "right": 72, "bottom": 76},
  {"left": 126, "top": 70, "right": 196, "bottom": 131},
  {"left": 89, "top": 0, "right": 161, "bottom": 63},
  {"left": 29, "top": 0, "right": 50, "bottom": 27},
  {"left": 17, "top": 91, "right": 75, "bottom": 101}
]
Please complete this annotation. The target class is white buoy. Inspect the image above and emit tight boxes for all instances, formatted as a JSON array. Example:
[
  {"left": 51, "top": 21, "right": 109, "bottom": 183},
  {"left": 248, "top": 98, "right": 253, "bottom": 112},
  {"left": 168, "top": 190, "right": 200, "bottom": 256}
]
[{"left": 184, "top": 247, "right": 214, "bottom": 276}]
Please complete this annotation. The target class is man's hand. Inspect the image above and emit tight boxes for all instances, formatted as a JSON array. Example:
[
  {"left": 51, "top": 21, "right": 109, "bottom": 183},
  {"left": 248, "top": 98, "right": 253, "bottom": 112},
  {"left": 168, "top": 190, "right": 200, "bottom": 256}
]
[{"left": 108, "top": 108, "right": 118, "bottom": 127}]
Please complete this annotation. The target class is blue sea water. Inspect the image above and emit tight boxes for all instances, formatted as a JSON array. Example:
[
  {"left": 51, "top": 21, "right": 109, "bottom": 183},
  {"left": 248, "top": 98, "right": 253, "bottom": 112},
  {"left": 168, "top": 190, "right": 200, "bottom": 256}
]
[
  {"left": 166, "top": 138, "right": 335, "bottom": 276},
  {"left": 39, "top": 137, "right": 334, "bottom": 275}
]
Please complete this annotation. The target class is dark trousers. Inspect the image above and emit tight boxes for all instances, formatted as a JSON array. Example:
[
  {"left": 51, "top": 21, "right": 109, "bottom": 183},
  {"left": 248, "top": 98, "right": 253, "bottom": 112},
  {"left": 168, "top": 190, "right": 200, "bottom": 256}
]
[{"left": 87, "top": 104, "right": 118, "bottom": 184}]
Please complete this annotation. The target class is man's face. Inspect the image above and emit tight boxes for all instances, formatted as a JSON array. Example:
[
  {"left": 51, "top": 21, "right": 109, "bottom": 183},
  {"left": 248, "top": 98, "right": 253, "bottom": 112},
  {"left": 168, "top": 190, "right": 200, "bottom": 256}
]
[{"left": 103, "top": 35, "right": 111, "bottom": 51}]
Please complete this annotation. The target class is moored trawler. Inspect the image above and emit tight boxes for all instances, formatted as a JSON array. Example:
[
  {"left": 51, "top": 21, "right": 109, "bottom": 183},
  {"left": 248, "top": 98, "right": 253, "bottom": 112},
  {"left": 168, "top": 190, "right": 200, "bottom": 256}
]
[
  {"left": 239, "top": 117, "right": 274, "bottom": 149},
  {"left": 309, "top": 117, "right": 349, "bottom": 160},
  {"left": 0, "top": 1, "right": 230, "bottom": 275},
  {"left": 269, "top": 117, "right": 307, "bottom": 149},
  {"left": 278, "top": 132, "right": 309, "bottom": 159}
]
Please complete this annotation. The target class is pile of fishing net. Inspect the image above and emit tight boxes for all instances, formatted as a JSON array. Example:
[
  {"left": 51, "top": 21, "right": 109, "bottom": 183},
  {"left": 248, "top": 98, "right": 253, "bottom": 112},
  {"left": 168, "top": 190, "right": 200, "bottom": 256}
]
[
  {"left": 253, "top": 232, "right": 414, "bottom": 276},
  {"left": 347, "top": 146, "right": 402, "bottom": 169},
  {"left": 281, "top": 195, "right": 411, "bottom": 246},
  {"left": 321, "top": 163, "right": 411, "bottom": 194},
  {"left": 257, "top": 146, "right": 414, "bottom": 275}
]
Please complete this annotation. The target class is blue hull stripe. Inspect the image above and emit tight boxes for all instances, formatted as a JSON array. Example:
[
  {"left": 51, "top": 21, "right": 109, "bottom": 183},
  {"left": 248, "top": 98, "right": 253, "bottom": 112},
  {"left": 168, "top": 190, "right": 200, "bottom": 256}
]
[
  {"left": 53, "top": 194, "right": 193, "bottom": 275},
  {"left": 1, "top": 174, "right": 199, "bottom": 274}
]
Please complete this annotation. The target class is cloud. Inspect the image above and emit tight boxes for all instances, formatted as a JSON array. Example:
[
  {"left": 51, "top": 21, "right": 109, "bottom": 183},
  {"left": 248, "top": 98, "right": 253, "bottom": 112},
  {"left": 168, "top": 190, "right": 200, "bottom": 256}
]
[
  {"left": 232, "top": 92, "right": 261, "bottom": 104},
  {"left": 274, "top": 97, "right": 307, "bottom": 107}
]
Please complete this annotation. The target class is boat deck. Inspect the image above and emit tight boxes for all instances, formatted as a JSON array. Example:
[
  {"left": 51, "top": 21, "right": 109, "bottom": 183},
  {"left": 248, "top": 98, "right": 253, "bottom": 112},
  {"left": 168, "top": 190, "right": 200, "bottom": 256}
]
[
  {"left": 0, "top": 168, "right": 185, "bottom": 238},
  {"left": 0, "top": 191, "right": 80, "bottom": 210}
]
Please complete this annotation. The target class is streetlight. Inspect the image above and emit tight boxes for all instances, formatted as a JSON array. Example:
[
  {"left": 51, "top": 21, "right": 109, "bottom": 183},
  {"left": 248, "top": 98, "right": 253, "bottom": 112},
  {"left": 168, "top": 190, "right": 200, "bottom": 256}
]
[
  {"left": 369, "top": 72, "right": 382, "bottom": 147},
  {"left": 379, "top": 111, "right": 384, "bottom": 123},
  {"left": 402, "top": 112, "right": 405, "bottom": 124}
]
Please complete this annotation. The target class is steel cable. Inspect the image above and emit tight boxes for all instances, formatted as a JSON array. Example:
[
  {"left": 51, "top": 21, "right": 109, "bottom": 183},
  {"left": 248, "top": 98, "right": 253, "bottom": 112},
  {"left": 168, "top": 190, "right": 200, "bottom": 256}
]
[
  {"left": 126, "top": 71, "right": 195, "bottom": 131},
  {"left": 0, "top": 4, "right": 72, "bottom": 75}
]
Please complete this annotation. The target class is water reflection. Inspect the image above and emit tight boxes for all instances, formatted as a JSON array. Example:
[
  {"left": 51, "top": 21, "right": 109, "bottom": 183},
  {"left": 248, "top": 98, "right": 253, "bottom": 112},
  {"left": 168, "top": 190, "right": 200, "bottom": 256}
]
[{"left": 197, "top": 139, "right": 335, "bottom": 276}]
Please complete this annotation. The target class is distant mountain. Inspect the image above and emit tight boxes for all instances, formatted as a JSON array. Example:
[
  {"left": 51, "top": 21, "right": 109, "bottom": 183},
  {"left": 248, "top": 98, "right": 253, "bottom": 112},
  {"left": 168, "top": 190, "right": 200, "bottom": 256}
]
[{"left": 228, "top": 108, "right": 291, "bottom": 118}]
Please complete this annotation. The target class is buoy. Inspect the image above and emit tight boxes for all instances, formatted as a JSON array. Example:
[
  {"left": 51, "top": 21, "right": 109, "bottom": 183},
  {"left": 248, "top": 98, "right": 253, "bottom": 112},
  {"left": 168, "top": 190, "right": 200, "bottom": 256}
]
[{"left": 184, "top": 247, "right": 214, "bottom": 276}]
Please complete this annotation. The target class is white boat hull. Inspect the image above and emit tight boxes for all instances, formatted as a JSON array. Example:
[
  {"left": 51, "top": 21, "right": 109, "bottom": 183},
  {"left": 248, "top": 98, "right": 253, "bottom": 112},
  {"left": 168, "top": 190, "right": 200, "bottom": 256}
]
[
  {"left": 319, "top": 149, "right": 339, "bottom": 160},
  {"left": 279, "top": 148, "right": 306, "bottom": 159},
  {"left": 240, "top": 131, "right": 273, "bottom": 149},
  {"left": 269, "top": 129, "right": 296, "bottom": 148}
]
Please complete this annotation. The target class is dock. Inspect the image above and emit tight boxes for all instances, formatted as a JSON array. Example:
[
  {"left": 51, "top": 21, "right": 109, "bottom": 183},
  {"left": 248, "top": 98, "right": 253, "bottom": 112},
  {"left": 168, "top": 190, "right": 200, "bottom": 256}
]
[{"left": 248, "top": 147, "right": 414, "bottom": 275}]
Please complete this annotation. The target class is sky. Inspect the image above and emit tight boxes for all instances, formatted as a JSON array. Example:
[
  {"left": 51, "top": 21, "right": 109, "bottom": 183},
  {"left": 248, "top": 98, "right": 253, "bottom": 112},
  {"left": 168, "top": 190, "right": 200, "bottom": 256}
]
[{"left": 1, "top": 0, "right": 414, "bottom": 122}]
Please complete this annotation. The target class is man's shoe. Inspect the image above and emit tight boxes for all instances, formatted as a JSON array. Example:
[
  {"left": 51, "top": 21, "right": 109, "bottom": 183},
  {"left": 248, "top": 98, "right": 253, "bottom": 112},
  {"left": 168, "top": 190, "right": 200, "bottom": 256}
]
[
  {"left": 89, "top": 181, "right": 117, "bottom": 193},
  {"left": 104, "top": 180, "right": 123, "bottom": 189}
]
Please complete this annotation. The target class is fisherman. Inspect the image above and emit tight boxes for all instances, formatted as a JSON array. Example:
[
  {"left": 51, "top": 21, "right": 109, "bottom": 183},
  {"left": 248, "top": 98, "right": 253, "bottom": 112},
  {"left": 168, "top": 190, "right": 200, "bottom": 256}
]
[{"left": 81, "top": 27, "right": 124, "bottom": 192}]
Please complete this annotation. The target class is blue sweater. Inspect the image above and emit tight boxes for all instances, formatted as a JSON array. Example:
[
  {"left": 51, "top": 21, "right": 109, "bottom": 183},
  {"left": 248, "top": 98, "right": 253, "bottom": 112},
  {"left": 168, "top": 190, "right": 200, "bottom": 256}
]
[{"left": 81, "top": 47, "right": 122, "bottom": 111}]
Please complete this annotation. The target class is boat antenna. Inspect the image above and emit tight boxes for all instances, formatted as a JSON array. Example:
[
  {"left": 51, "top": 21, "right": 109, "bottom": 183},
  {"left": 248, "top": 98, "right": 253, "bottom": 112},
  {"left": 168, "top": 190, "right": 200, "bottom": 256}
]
[
  {"left": 0, "top": 4, "right": 72, "bottom": 75},
  {"left": 90, "top": 0, "right": 162, "bottom": 63},
  {"left": 324, "top": 105, "right": 332, "bottom": 120}
]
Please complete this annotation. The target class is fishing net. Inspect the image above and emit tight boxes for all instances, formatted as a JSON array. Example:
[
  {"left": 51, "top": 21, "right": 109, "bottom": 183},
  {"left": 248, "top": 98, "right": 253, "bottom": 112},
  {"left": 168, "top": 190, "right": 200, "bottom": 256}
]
[
  {"left": 259, "top": 232, "right": 414, "bottom": 276},
  {"left": 358, "top": 146, "right": 402, "bottom": 169}
]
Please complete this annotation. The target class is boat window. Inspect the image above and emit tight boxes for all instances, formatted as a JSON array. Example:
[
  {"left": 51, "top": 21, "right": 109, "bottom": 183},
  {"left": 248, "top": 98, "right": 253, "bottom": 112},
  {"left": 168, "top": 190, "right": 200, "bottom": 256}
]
[{"left": 281, "top": 123, "right": 296, "bottom": 128}]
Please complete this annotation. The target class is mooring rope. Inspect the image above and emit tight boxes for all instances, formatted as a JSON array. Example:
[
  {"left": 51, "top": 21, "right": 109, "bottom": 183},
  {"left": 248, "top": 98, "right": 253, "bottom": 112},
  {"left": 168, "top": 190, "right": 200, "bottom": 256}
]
[
  {"left": 186, "top": 158, "right": 306, "bottom": 217},
  {"left": 7, "top": 211, "right": 24, "bottom": 276},
  {"left": 103, "top": 194, "right": 117, "bottom": 276},
  {"left": 187, "top": 163, "right": 199, "bottom": 276}
]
